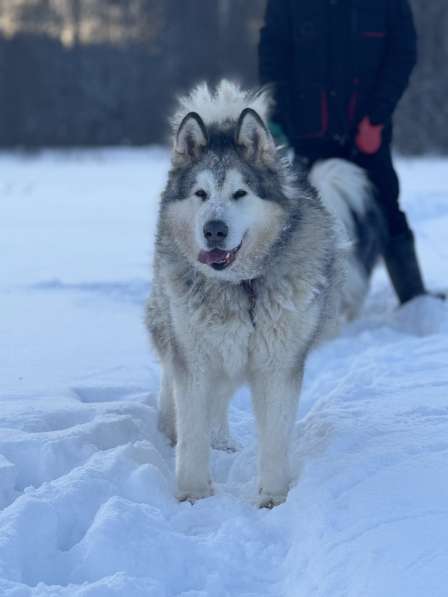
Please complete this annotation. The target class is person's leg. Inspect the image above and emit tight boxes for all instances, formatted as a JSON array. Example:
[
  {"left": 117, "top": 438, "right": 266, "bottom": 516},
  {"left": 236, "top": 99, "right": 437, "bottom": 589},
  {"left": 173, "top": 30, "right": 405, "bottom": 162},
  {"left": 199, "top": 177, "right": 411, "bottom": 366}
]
[{"left": 354, "top": 147, "right": 427, "bottom": 304}]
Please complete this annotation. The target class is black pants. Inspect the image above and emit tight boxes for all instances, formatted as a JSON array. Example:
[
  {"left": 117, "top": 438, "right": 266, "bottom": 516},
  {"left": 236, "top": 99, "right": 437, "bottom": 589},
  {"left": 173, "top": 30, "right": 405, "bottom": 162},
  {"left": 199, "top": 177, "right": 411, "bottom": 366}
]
[{"left": 295, "top": 139, "right": 412, "bottom": 239}]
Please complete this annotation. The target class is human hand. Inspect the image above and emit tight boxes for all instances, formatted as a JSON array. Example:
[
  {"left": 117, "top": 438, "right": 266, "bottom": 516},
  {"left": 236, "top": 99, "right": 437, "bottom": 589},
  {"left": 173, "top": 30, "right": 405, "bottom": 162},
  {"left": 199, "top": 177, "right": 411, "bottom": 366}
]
[{"left": 355, "top": 117, "right": 384, "bottom": 154}]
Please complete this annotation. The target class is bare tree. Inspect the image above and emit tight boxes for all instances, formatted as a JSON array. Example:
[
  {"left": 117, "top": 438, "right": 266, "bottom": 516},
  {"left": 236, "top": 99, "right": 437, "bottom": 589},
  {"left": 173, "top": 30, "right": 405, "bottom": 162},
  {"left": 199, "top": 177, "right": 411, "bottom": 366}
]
[
  {"left": 0, "top": 0, "right": 447, "bottom": 151},
  {"left": 395, "top": 0, "right": 448, "bottom": 154}
]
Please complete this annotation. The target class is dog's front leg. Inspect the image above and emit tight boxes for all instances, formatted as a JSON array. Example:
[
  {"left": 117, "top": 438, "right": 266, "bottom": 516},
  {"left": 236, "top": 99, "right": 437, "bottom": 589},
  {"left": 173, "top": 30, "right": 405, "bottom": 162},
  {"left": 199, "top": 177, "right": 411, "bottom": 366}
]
[
  {"left": 174, "top": 366, "right": 212, "bottom": 503},
  {"left": 158, "top": 365, "right": 176, "bottom": 445},
  {"left": 250, "top": 367, "right": 303, "bottom": 508}
]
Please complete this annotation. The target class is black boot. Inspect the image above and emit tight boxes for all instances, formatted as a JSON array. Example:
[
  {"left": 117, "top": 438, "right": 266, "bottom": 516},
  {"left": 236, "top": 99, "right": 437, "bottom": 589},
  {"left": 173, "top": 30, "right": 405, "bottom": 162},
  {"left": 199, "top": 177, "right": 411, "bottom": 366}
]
[{"left": 383, "top": 231, "right": 426, "bottom": 304}]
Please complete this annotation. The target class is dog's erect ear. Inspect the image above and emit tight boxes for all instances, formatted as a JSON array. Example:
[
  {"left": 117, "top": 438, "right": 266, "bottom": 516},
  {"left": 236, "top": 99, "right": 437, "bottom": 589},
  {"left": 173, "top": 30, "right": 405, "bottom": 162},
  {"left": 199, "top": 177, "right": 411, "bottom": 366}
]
[
  {"left": 235, "top": 108, "right": 275, "bottom": 162},
  {"left": 174, "top": 112, "right": 208, "bottom": 164}
]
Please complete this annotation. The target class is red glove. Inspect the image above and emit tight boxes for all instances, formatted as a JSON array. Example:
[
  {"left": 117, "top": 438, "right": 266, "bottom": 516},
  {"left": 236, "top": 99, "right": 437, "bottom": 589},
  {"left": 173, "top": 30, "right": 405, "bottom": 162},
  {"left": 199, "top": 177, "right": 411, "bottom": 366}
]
[{"left": 355, "top": 117, "right": 384, "bottom": 154}]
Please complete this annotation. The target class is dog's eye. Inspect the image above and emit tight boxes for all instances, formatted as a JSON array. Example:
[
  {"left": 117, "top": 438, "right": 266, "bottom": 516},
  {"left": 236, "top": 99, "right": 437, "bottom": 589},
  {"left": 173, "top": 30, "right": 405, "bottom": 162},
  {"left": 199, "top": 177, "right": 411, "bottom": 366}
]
[
  {"left": 232, "top": 189, "right": 247, "bottom": 200},
  {"left": 195, "top": 189, "right": 208, "bottom": 200}
]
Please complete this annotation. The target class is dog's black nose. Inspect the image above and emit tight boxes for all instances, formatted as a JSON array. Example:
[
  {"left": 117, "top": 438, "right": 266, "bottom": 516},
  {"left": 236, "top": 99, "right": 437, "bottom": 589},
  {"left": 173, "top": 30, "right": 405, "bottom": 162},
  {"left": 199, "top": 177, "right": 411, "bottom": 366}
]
[{"left": 203, "top": 220, "right": 228, "bottom": 245}]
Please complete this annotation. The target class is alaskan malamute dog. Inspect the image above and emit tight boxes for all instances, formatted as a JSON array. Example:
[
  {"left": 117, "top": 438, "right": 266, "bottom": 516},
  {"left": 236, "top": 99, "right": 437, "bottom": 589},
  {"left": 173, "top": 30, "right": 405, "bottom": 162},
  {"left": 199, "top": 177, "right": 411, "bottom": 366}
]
[{"left": 146, "top": 81, "right": 381, "bottom": 507}]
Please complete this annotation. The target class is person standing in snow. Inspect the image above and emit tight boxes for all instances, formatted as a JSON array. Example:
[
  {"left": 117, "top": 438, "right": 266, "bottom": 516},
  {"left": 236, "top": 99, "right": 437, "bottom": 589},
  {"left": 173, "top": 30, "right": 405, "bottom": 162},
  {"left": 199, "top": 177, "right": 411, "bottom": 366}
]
[{"left": 259, "top": 0, "right": 435, "bottom": 304}]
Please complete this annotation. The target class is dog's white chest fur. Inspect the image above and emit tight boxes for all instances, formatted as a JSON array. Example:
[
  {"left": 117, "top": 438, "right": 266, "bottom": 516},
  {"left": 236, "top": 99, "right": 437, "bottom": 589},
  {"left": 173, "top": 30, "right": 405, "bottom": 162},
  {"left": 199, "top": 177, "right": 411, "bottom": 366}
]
[
  {"left": 171, "top": 279, "right": 254, "bottom": 379},
  {"left": 170, "top": 273, "right": 324, "bottom": 379}
]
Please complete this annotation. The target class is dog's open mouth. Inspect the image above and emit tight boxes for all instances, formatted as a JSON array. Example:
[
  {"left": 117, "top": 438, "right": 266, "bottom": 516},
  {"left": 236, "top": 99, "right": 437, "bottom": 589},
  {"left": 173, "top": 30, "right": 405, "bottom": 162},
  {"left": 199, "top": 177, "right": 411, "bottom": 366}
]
[{"left": 198, "top": 242, "right": 242, "bottom": 271}]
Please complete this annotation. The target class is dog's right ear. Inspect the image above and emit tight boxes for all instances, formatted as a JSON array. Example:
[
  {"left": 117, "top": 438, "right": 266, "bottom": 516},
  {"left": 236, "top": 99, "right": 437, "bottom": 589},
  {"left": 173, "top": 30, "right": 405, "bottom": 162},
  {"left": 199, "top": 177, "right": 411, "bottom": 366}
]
[{"left": 174, "top": 112, "right": 208, "bottom": 164}]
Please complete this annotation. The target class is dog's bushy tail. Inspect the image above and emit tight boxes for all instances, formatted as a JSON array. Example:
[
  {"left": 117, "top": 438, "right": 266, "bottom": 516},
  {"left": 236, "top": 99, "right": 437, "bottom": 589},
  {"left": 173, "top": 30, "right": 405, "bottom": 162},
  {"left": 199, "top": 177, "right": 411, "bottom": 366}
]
[
  {"left": 308, "top": 158, "right": 371, "bottom": 242},
  {"left": 309, "top": 158, "right": 383, "bottom": 319}
]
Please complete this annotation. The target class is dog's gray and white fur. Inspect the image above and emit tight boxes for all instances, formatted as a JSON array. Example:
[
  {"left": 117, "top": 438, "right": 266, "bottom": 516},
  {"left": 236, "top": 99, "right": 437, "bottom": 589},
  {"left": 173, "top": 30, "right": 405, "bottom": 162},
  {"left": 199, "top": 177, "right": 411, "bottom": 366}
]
[{"left": 146, "top": 81, "right": 381, "bottom": 507}]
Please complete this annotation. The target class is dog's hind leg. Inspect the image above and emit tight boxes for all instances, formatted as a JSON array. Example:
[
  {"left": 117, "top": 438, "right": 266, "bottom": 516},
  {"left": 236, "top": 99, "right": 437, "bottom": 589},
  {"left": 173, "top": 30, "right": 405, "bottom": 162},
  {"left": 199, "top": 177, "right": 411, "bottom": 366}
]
[
  {"left": 210, "top": 383, "right": 239, "bottom": 452},
  {"left": 174, "top": 366, "right": 213, "bottom": 502},
  {"left": 158, "top": 365, "right": 177, "bottom": 445},
  {"left": 250, "top": 366, "right": 303, "bottom": 508}
]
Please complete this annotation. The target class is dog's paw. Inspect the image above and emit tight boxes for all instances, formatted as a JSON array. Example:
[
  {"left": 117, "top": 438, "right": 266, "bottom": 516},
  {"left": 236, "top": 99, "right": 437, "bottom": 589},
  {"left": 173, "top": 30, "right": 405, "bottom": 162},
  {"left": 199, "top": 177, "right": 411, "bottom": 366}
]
[
  {"left": 257, "top": 490, "right": 287, "bottom": 509},
  {"left": 176, "top": 483, "right": 213, "bottom": 504},
  {"left": 211, "top": 435, "right": 241, "bottom": 453}
]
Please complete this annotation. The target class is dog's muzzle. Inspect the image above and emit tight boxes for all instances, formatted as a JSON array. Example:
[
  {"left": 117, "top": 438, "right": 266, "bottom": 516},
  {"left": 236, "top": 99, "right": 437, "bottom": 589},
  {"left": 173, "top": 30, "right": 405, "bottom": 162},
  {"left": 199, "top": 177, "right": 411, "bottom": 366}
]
[{"left": 198, "top": 242, "right": 242, "bottom": 271}]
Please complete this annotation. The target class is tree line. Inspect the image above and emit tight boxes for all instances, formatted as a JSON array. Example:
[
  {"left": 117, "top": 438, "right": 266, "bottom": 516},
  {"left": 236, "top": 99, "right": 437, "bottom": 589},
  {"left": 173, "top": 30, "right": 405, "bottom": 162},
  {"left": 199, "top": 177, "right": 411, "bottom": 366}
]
[{"left": 0, "top": 0, "right": 446, "bottom": 154}]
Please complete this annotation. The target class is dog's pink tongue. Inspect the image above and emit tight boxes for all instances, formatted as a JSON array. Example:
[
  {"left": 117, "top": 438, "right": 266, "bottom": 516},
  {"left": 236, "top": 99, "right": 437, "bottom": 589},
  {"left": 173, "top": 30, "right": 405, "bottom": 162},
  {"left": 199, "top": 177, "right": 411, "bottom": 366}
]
[{"left": 198, "top": 248, "right": 227, "bottom": 265}]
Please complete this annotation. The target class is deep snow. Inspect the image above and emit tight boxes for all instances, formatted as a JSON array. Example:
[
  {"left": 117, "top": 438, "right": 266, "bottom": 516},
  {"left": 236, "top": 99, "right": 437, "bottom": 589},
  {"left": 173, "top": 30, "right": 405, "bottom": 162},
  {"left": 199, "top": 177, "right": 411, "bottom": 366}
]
[{"left": 1, "top": 149, "right": 448, "bottom": 597}]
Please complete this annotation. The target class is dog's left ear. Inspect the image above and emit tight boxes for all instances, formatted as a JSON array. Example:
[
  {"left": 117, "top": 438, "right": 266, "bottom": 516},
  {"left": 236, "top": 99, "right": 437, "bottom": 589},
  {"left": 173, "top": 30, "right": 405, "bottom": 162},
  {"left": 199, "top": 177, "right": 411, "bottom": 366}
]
[
  {"left": 174, "top": 112, "right": 208, "bottom": 164},
  {"left": 235, "top": 108, "right": 275, "bottom": 162}
]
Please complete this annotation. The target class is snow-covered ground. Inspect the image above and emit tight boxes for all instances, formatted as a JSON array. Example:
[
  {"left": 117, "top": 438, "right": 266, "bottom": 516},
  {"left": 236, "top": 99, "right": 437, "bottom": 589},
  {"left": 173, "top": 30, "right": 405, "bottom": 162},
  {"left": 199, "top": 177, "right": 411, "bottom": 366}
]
[{"left": 1, "top": 148, "right": 448, "bottom": 597}]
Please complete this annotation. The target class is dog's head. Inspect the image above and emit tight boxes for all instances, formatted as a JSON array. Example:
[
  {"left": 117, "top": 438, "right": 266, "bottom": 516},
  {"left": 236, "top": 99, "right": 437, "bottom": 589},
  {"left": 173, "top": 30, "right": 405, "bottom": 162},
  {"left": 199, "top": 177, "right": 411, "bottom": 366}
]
[{"left": 162, "top": 95, "right": 293, "bottom": 282}]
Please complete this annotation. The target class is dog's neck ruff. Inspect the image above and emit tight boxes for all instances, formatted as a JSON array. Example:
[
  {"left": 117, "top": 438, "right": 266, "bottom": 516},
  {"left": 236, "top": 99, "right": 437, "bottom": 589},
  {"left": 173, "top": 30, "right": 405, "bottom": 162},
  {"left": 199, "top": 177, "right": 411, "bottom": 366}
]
[{"left": 241, "top": 279, "right": 257, "bottom": 327}]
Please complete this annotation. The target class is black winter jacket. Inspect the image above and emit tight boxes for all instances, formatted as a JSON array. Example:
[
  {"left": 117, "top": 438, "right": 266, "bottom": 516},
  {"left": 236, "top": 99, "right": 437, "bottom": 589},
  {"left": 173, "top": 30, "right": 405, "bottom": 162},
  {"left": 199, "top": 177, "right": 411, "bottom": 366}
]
[{"left": 259, "top": 0, "right": 417, "bottom": 145}]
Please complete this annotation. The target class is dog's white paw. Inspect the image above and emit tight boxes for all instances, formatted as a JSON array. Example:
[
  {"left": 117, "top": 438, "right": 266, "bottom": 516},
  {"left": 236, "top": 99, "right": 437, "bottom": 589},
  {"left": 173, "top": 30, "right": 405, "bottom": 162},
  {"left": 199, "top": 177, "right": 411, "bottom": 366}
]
[
  {"left": 257, "top": 491, "right": 287, "bottom": 509},
  {"left": 211, "top": 434, "right": 240, "bottom": 453},
  {"left": 258, "top": 485, "right": 289, "bottom": 510},
  {"left": 176, "top": 483, "right": 213, "bottom": 504}
]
